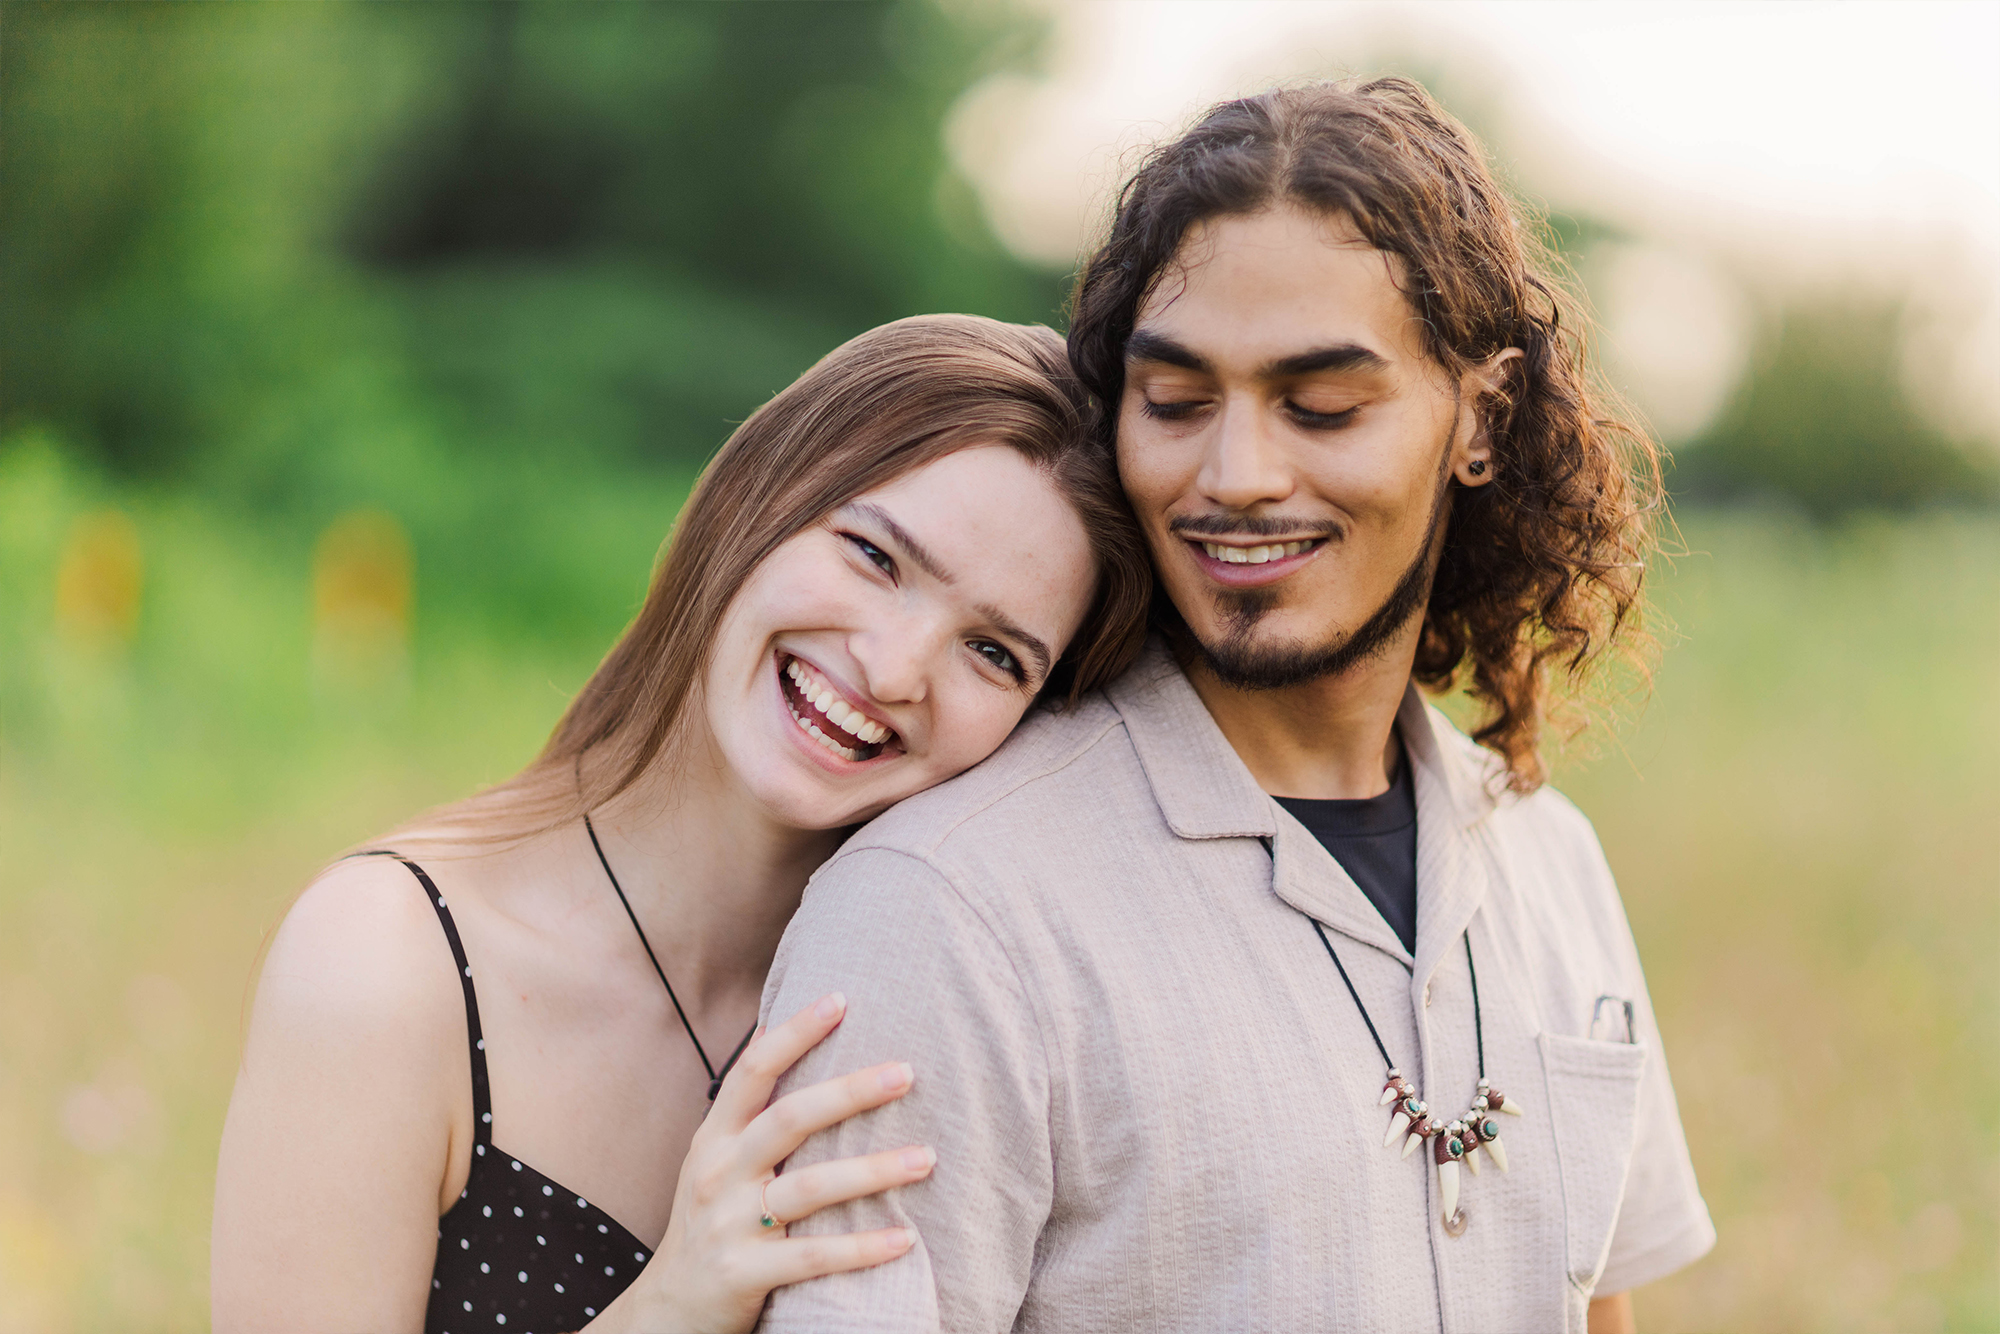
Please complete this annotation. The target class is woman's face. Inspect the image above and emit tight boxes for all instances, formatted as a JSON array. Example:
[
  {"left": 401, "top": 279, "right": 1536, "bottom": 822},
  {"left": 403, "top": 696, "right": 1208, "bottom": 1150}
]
[{"left": 702, "top": 445, "right": 1097, "bottom": 831}]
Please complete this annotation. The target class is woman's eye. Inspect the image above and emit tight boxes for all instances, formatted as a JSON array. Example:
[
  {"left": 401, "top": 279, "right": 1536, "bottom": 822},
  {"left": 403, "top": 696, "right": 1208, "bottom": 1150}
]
[
  {"left": 971, "top": 640, "right": 1023, "bottom": 681},
  {"left": 847, "top": 534, "right": 894, "bottom": 576}
]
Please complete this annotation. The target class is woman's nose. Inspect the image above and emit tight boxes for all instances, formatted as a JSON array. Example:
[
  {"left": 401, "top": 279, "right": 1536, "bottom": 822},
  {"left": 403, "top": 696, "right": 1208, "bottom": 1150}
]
[{"left": 848, "top": 617, "right": 941, "bottom": 707}]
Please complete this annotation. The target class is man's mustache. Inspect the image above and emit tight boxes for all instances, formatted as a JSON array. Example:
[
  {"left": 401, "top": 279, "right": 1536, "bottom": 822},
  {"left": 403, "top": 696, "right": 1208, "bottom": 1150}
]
[{"left": 1167, "top": 515, "right": 1345, "bottom": 542}]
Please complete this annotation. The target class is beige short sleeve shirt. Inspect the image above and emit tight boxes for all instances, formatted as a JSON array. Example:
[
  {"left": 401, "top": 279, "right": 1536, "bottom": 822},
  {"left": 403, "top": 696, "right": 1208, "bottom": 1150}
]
[{"left": 758, "top": 641, "right": 1714, "bottom": 1334}]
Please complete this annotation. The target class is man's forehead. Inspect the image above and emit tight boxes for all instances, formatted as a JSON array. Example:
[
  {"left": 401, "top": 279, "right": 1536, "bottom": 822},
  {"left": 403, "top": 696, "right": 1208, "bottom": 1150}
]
[{"left": 1130, "top": 206, "right": 1423, "bottom": 371}]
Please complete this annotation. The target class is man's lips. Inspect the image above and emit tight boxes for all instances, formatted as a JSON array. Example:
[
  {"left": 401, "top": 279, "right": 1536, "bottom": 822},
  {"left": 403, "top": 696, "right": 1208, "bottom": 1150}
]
[{"left": 1182, "top": 535, "right": 1328, "bottom": 587}]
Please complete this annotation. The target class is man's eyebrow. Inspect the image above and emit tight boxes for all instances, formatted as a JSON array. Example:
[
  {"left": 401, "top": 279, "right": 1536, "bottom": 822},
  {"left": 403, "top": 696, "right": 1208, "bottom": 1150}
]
[
  {"left": 848, "top": 503, "right": 953, "bottom": 585},
  {"left": 1126, "top": 331, "right": 1389, "bottom": 381},
  {"left": 977, "top": 604, "right": 1052, "bottom": 685},
  {"left": 1125, "top": 329, "right": 1211, "bottom": 373},
  {"left": 1262, "top": 343, "right": 1390, "bottom": 378}
]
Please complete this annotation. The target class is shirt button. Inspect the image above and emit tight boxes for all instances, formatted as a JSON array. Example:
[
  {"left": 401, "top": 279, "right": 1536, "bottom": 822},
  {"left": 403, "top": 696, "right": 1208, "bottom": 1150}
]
[{"left": 1423, "top": 983, "right": 1434, "bottom": 1007}]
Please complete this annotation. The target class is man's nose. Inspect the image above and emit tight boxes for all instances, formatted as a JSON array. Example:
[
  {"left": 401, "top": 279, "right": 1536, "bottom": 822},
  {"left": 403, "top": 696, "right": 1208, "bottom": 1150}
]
[{"left": 1196, "top": 397, "right": 1295, "bottom": 511}]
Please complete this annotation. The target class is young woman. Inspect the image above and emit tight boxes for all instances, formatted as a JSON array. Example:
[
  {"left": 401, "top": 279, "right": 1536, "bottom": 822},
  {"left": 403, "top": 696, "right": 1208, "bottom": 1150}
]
[{"left": 211, "top": 315, "right": 1151, "bottom": 1333}]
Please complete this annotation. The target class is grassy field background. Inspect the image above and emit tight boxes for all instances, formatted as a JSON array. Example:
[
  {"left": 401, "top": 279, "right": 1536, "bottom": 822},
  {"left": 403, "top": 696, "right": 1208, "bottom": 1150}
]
[{"left": 0, "top": 434, "right": 1993, "bottom": 1329}]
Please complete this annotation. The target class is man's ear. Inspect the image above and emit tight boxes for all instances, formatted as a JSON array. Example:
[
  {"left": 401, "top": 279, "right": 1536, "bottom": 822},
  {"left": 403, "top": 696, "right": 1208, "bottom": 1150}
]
[{"left": 1453, "top": 347, "right": 1523, "bottom": 487}]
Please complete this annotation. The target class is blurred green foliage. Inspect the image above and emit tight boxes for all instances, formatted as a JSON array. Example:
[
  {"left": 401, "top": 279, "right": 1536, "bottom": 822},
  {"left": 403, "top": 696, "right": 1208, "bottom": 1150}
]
[
  {"left": 1674, "top": 302, "right": 2000, "bottom": 517},
  {"left": 2, "top": 0, "right": 1061, "bottom": 566}
]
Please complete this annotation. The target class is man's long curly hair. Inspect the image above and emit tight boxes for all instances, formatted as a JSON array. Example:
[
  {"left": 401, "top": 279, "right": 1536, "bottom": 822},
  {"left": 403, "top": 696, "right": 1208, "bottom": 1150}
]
[{"left": 1068, "top": 77, "right": 1662, "bottom": 793}]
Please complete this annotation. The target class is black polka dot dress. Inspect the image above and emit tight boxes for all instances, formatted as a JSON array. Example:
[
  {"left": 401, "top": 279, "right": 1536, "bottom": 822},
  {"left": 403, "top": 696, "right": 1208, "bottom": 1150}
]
[{"left": 388, "top": 856, "right": 657, "bottom": 1334}]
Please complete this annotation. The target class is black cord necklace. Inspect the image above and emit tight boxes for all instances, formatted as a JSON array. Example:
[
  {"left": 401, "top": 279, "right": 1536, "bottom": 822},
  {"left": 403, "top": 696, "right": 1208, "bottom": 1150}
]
[
  {"left": 1310, "top": 920, "right": 1522, "bottom": 1233},
  {"left": 585, "top": 814, "right": 756, "bottom": 1102}
]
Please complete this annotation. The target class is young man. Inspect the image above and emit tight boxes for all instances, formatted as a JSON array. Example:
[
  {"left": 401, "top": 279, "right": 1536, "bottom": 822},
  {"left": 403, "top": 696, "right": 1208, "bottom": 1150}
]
[{"left": 756, "top": 79, "right": 1712, "bottom": 1334}]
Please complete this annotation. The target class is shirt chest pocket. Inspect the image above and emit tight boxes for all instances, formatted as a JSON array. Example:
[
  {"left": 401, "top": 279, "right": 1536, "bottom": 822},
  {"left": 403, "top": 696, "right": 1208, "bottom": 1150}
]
[{"left": 1538, "top": 1032, "right": 1647, "bottom": 1293}]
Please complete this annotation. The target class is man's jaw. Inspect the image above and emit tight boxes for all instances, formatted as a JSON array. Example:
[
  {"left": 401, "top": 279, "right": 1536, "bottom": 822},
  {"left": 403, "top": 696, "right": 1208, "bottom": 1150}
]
[{"left": 1175, "top": 513, "right": 1443, "bottom": 693}]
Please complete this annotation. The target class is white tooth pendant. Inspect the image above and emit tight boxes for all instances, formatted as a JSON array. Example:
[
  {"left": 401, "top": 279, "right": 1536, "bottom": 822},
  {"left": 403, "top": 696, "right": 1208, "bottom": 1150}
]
[
  {"left": 1487, "top": 1086, "right": 1525, "bottom": 1117},
  {"left": 1384, "top": 1096, "right": 1424, "bottom": 1149},
  {"left": 1434, "top": 1125, "right": 1467, "bottom": 1223},
  {"left": 1462, "top": 1138, "right": 1482, "bottom": 1176},
  {"left": 1477, "top": 1119, "right": 1509, "bottom": 1173},
  {"left": 1400, "top": 1118, "right": 1434, "bottom": 1160},
  {"left": 1379, "top": 1071, "right": 1407, "bottom": 1107}
]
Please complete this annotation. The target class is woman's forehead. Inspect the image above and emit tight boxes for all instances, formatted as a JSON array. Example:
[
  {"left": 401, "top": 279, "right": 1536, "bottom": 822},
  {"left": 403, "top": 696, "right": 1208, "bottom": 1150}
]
[{"left": 847, "top": 448, "right": 1089, "bottom": 612}]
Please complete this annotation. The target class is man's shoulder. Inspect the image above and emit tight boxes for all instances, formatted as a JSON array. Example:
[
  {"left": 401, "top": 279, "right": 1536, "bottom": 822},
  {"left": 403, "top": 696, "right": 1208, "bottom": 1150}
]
[
  {"left": 1420, "top": 704, "right": 1594, "bottom": 829},
  {"left": 831, "top": 689, "right": 1149, "bottom": 871},
  {"left": 1421, "top": 702, "right": 1610, "bottom": 874}
]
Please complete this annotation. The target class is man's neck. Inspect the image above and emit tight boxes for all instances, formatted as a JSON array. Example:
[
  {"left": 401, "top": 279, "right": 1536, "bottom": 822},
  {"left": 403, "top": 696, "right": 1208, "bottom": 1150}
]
[{"left": 1185, "top": 627, "right": 1418, "bottom": 800}]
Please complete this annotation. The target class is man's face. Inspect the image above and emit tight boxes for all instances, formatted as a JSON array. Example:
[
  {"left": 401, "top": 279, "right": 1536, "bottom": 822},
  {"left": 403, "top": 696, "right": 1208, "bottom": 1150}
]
[{"left": 1116, "top": 204, "right": 1488, "bottom": 689}]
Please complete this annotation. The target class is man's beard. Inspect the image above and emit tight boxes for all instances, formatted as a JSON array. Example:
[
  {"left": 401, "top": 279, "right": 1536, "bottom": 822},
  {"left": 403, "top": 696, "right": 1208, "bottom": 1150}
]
[{"left": 1184, "top": 429, "right": 1457, "bottom": 693}]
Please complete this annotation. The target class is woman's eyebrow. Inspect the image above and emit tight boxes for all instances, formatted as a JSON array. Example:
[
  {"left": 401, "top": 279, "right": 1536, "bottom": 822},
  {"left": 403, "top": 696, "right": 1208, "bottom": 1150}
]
[
  {"left": 846, "top": 501, "right": 1053, "bottom": 682},
  {"left": 849, "top": 502, "right": 952, "bottom": 584}
]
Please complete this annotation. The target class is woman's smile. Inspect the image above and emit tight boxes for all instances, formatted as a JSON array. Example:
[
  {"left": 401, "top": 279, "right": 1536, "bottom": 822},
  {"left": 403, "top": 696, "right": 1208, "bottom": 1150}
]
[{"left": 777, "top": 651, "right": 900, "bottom": 764}]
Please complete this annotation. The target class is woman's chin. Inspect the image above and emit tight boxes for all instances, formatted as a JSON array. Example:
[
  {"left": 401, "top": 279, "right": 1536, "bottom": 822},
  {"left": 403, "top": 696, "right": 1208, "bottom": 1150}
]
[
  {"left": 733, "top": 750, "right": 915, "bottom": 832},
  {"left": 756, "top": 783, "right": 900, "bottom": 833}
]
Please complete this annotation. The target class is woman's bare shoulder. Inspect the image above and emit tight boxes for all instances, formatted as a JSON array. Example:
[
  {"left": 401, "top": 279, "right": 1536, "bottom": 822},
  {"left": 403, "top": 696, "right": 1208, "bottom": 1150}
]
[{"left": 247, "top": 853, "right": 466, "bottom": 1065}]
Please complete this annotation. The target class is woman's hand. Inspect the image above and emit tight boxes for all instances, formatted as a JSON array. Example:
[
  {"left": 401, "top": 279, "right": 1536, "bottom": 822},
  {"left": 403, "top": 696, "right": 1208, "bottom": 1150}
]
[{"left": 588, "top": 992, "right": 931, "bottom": 1334}]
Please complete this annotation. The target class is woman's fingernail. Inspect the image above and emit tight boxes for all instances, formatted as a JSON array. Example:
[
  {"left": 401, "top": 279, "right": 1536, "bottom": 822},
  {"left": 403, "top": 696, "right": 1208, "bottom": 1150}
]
[
  {"left": 890, "top": 1227, "right": 916, "bottom": 1250},
  {"left": 881, "top": 1062, "right": 913, "bottom": 1092},
  {"left": 815, "top": 992, "right": 845, "bottom": 1021},
  {"left": 901, "top": 1147, "right": 936, "bottom": 1172}
]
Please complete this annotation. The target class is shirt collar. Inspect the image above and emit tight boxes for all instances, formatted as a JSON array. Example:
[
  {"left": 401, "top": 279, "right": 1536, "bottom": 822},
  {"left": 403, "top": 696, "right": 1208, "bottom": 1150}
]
[
  {"left": 1105, "top": 636, "right": 1504, "bottom": 981},
  {"left": 1103, "top": 636, "right": 1276, "bottom": 841},
  {"left": 1104, "top": 636, "right": 1500, "bottom": 836}
]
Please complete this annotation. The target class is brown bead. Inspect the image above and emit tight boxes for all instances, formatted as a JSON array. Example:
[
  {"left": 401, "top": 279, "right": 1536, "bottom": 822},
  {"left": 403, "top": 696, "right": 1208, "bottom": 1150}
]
[{"left": 1486, "top": 1089, "right": 1506, "bottom": 1112}]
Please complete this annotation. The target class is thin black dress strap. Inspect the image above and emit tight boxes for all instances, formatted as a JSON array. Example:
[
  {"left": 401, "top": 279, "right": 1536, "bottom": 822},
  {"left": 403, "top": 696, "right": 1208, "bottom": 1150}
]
[{"left": 349, "top": 850, "right": 493, "bottom": 1145}]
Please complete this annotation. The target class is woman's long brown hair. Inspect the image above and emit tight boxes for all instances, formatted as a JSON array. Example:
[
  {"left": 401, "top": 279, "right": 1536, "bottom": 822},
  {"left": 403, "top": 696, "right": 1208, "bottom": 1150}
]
[{"left": 410, "top": 314, "right": 1151, "bottom": 843}]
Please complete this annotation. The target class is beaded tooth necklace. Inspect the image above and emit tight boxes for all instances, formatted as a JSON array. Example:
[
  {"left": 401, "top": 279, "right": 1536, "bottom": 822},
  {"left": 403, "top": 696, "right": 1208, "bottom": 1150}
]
[{"left": 1311, "top": 921, "right": 1523, "bottom": 1233}]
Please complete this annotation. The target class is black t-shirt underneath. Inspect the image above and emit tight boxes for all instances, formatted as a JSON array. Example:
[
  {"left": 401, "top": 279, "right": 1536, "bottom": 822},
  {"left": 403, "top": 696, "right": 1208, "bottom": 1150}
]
[{"left": 1273, "top": 741, "right": 1418, "bottom": 954}]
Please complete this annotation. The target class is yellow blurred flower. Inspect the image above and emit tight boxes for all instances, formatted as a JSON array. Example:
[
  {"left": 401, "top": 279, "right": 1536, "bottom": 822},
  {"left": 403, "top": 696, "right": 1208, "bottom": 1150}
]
[
  {"left": 53, "top": 510, "right": 142, "bottom": 648},
  {"left": 312, "top": 509, "right": 412, "bottom": 689}
]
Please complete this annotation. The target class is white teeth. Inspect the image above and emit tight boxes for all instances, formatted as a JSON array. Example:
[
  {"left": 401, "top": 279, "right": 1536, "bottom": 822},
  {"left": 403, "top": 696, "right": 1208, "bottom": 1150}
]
[
  {"left": 1202, "top": 539, "right": 1316, "bottom": 564},
  {"left": 782, "top": 656, "right": 892, "bottom": 754},
  {"left": 804, "top": 720, "right": 863, "bottom": 761}
]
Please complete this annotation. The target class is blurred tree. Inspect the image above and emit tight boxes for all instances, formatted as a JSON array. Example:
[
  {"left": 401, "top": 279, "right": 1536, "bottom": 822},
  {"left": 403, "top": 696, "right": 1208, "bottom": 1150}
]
[
  {"left": 1672, "top": 302, "right": 1999, "bottom": 517},
  {"left": 1, "top": 0, "right": 1062, "bottom": 496}
]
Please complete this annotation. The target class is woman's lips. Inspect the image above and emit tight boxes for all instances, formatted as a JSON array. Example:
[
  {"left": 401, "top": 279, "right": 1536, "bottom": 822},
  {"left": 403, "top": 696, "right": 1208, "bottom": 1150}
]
[
  {"left": 1184, "top": 536, "right": 1326, "bottom": 587},
  {"left": 779, "top": 654, "right": 894, "bottom": 762}
]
